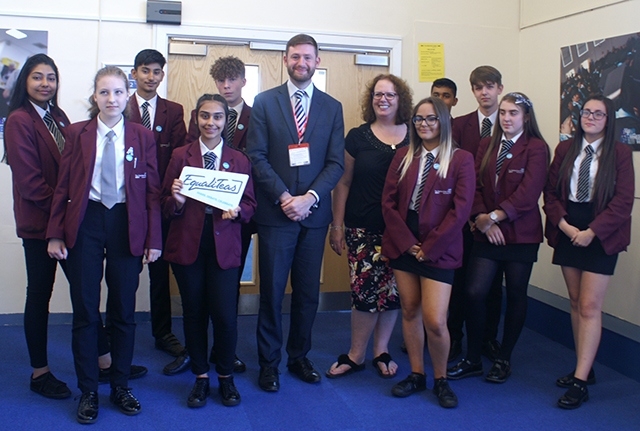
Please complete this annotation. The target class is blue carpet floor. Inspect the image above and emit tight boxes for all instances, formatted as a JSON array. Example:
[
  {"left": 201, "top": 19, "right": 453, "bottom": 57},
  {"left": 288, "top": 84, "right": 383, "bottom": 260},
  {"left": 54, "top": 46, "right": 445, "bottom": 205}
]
[{"left": 1, "top": 311, "right": 639, "bottom": 430}]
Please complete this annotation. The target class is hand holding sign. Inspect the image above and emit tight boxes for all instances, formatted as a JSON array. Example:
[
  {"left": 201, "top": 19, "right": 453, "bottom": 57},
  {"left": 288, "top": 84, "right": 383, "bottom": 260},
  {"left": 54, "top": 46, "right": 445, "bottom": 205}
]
[{"left": 178, "top": 166, "right": 249, "bottom": 211}]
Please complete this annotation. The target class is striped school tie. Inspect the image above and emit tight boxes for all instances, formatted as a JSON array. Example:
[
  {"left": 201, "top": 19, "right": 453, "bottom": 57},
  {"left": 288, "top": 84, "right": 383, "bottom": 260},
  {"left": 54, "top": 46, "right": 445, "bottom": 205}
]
[
  {"left": 576, "top": 145, "right": 594, "bottom": 202},
  {"left": 141, "top": 101, "right": 151, "bottom": 130},
  {"left": 481, "top": 117, "right": 492, "bottom": 139},
  {"left": 496, "top": 139, "right": 514, "bottom": 177},
  {"left": 203, "top": 151, "right": 217, "bottom": 170},
  {"left": 227, "top": 108, "right": 238, "bottom": 145},
  {"left": 415, "top": 152, "right": 435, "bottom": 210},
  {"left": 43, "top": 111, "right": 65, "bottom": 153}
]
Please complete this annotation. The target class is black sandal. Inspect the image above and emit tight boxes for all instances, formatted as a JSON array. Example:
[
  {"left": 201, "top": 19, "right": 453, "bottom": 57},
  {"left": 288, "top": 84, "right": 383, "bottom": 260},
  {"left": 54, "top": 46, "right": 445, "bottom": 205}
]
[
  {"left": 325, "top": 354, "right": 365, "bottom": 379},
  {"left": 372, "top": 352, "right": 396, "bottom": 379}
]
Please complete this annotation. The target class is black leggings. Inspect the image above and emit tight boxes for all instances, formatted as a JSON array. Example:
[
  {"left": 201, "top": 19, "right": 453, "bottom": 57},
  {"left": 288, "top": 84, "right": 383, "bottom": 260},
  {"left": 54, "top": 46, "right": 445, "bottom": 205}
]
[{"left": 465, "top": 256, "right": 533, "bottom": 363}]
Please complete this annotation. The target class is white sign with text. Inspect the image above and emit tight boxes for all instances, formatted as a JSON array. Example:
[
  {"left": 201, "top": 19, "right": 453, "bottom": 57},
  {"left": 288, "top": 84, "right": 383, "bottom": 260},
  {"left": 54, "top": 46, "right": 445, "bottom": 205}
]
[{"left": 178, "top": 166, "right": 248, "bottom": 211}]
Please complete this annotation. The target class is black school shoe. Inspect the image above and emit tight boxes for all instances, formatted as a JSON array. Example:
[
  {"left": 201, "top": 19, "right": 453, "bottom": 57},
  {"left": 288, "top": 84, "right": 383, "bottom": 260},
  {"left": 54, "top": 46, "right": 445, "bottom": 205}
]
[
  {"left": 391, "top": 372, "right": 426, "bottom": 398},
  {"left": 218, "top": 376, "right": 241, "bottom": 406},
  {"left": 76, "top": 391, "right": 99, "bottom": 424},
  {"left": 30, "top": 371, "right": 71, "bottom": 399},
  {"left": 110, "top": 386, "right": 142, "bottom": 416},
  {"left": 485, "top": 359, "right": 512, "bottom": 383},
  {"left": 558, "top": 380, "right": 589, "bottom": 409},
  {"left": 433, "top": 377, "right": 458, "bottom": 408},
  {"left": 187, "top": 377, "right": 210, "bottom": 408}
]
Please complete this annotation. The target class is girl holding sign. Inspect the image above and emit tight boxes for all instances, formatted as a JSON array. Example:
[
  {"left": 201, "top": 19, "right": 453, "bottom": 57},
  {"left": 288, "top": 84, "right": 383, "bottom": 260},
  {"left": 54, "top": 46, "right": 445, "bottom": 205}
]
[{"left": 162, "top": 93, "right": 256, "bottom": 408}]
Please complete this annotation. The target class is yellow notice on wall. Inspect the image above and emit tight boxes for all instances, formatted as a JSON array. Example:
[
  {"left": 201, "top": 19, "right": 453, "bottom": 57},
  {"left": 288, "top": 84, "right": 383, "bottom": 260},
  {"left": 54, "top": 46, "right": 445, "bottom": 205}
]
[{"left": 418, "top": 43, "right": 444, "bottom": 83}]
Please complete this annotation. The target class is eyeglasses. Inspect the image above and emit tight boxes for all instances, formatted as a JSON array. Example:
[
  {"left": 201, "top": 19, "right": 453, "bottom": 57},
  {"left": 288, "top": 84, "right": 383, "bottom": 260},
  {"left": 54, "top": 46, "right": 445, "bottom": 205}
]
[
  {"left": 372, "top": 91, "right": 397, "bottom": 100},
  {"left": 412, "top": 115, "right": 439, "bottom": 126},
  {"left": 580, "top": 109, "right": 607, "bottom": 120}
]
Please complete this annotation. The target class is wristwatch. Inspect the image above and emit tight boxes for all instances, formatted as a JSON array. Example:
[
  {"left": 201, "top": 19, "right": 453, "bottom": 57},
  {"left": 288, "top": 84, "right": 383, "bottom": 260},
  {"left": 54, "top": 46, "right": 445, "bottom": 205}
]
[{"left": 489, "top": 211, "right": 499, "bottom": 223}]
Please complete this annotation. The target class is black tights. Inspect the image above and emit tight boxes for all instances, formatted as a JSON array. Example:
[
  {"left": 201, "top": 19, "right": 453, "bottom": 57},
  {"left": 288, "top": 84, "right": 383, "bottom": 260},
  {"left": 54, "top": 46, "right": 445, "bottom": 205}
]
[{"left": 465, "top": 256, "right": 533, "bottom": 363}]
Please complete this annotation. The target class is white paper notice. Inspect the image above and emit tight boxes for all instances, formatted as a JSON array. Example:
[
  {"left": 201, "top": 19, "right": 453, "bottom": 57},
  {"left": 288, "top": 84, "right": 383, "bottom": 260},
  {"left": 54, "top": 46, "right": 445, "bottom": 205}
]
[{"left": 178, "top": 166, "right": 249, "bottom": 211}]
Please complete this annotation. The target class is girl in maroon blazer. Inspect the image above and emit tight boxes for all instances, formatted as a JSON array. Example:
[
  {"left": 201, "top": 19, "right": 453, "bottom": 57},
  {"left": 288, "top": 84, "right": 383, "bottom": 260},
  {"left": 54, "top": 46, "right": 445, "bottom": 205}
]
[
  {"left": 3, "top": 54, "right": 72, "bottom": 400},
  {"left": 544, "top": 94, "right": 634, "bottom": 409},
  {"left": 47, "top": 66, "right": 162, "bottom": 424},
  {"left": 162, "top": 94, "right": 255, "bottom": 408},
  {"left": 381, "top": 97, "right": 475, "bottom": 408},
  {"left": 448, "top": 93, "right": 549, "bottom": 384}
]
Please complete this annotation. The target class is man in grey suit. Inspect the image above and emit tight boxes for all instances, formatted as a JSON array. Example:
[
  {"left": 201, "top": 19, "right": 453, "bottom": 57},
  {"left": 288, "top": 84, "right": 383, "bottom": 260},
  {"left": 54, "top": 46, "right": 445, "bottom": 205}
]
[{"left": 246, "top": 34, "right": 345, "bottom": 392}]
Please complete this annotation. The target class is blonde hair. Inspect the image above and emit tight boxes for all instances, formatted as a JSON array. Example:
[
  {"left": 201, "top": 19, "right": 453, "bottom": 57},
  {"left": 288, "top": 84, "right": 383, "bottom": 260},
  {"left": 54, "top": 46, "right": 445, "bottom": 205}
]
[{"left": 398, "top": 97, "right": 456, "bottom": 182}]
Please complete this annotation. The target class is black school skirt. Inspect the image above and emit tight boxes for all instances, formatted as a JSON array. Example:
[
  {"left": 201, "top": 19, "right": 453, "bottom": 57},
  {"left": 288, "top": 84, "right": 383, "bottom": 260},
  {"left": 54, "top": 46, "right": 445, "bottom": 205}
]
[
  {"left": 389, "top": 210, "right": 455, "bottom": 285},
  {"left": 552, "top": 201, "right": 618, "bottom": 275}
]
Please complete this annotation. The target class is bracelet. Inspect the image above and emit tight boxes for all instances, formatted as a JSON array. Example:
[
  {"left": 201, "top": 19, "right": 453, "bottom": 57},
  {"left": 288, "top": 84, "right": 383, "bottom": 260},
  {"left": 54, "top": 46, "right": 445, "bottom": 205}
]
[{"left": 329, "top": 225, "right": 343, "bottom": 231}]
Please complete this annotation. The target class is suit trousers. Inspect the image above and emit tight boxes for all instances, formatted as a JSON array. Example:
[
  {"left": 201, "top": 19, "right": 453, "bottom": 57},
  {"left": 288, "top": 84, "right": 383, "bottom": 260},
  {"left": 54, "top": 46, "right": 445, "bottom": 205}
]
[
  {"left": 172, "top": 214, "right": 239, "bottom": 376},
  {"left": 67, "top": 201, "right": 142, "bottom": 393},
  {"left": 256, "top": 222, "right": 327, "bottom": 368}
]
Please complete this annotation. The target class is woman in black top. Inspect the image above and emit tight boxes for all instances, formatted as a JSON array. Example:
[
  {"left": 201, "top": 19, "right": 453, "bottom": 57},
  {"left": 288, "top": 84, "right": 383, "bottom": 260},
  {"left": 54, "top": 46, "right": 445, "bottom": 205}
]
[{"left": 326, "top": 74, "right": 412, "bottom": 379}]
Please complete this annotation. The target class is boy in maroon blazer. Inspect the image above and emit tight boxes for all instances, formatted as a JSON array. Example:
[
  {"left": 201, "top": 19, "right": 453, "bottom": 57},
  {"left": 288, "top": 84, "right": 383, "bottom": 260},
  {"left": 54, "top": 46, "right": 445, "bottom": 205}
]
[
  {"left": 448, "top": 66, "right": 504, "bottom": 363},
  {"left": 129, "top": 49, "right": 187, "bottom": 360}
]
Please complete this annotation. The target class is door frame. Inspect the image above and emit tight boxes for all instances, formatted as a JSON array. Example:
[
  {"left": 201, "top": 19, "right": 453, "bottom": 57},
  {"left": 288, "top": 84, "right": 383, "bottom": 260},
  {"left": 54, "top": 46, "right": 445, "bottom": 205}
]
[{"left": 153, "top": 24, "right": 402, "bottom": 98}]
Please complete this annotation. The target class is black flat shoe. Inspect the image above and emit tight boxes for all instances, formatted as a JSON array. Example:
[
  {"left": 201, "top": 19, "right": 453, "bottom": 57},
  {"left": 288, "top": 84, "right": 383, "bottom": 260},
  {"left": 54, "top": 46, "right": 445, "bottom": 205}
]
[
  {"left": 447, "top": 359, "right": 483, "bottom": 380},
  {"left": 163, "top": 351, "right": 191, "bottom": 376},
  {"left": 187, "top": 377, "right": 210, "bottom": 408},
  {"left": 556, "top": 368, "right": 596, "bottom": 388},
  {"left": 30, "top": 371, "right": 71, "bottom": 399},
  {"left": 288, "top": 358, "right": 321, "bottom": 383},
  {"left": 433, "top": 377, "right": 458, "bottom": 408},
  {"left": 485, "top": 359, "right": 511, "bottom": 383},
  {"left": 218, "top": 376, "right": 241, "bottom": 407},
  {"left": 448, "top": 339, "right": 463, "bottom": 363},
  {"left": 99, "top": 364, "right": 148, "bottom": 384},
  {"left": 110, "top": 386, "right": 141, "bottom": 416},
  {"left": 258, "top": 366, "right": 280, "bottom": 392},
  {"left": 391, "top": 372, "right": 426, "bottom": 398},
  {"left": 76, "top": 391, "right": 99, "bottom": 424},
  {"left": 558, "top": 382, "right": 589, "bottom": 409}
]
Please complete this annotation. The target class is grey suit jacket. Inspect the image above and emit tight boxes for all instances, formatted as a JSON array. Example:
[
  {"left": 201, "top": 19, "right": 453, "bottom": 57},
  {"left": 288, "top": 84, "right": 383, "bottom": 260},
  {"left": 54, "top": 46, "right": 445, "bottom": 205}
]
[{"left": 246, "top": 83, "right": 345, "bottom": 228}]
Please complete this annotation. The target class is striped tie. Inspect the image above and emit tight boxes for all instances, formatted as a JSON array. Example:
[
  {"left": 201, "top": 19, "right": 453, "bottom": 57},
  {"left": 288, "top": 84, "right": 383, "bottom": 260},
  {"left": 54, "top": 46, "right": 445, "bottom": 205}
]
[
  {"left": 101, "top": 130, "right": 118, "bottom": 209},
  {"left": 496, "top": 139, "right": 514, "bottom": 177},
  {"left": 415, "top": 152, "right": 435, "bottom": 210},
  {"left": 576, "top": 145, "right": 594, "bottom": 202},
  {"left": 481, "top": 117, "right": 492, "bottom": 138},
  {"left": 227, "top": 108, "right": 238, "bottom": 145},
  {"left": 203, "top": 151, "right": 217, "bottom": 170},
  {"left": 294, "top": 90, "right": 307, "bottom": 141},
  {"left": 141, "top": 101, "right": 151, "bottom": 130},
  {"left": 43, "top": 111, "right": 65, "bottom": 153}
]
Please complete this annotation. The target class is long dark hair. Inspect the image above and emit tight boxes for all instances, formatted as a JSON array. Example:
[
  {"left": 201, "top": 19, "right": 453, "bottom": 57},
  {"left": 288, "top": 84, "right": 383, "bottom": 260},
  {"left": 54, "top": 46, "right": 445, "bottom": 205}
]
[
  {"left": 478, "top": 92, "right": 547, "bottom": 187},
  {"left": 7, "top": 54, "right": 60, "bottom": 117},
  {"left": 556, "top": 94, "right": 617, "bottom": 214},
  {"left": 3, "top": 54, "right": 60, "bottom": 165}
]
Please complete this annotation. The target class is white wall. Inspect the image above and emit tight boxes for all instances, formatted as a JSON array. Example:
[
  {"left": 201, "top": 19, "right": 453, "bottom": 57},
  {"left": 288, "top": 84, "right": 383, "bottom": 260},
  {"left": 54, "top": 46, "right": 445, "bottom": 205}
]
[{"left": 519, "top": 0, "right": 640, "bottom": 326}]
